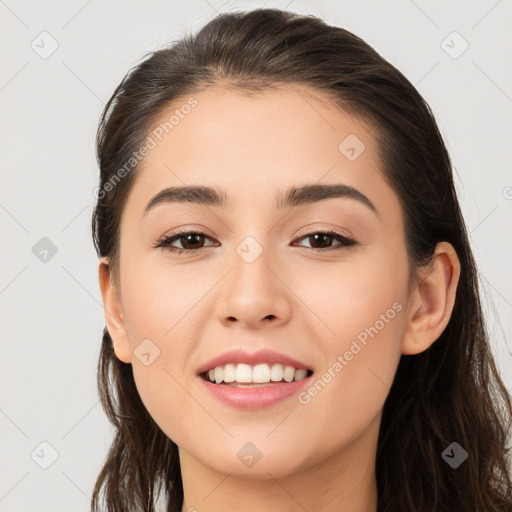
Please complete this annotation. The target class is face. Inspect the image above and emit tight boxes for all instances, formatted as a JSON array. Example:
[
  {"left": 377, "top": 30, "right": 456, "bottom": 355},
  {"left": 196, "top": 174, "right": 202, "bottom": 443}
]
[{"left": 104, "top": 84, "right": 415, "bottom": 478}]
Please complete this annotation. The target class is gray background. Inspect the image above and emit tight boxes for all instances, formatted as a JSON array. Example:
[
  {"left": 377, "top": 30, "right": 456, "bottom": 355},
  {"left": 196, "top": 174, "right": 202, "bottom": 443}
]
[{"left": 1, "top": 0, "right": 511, "bottom": 510}]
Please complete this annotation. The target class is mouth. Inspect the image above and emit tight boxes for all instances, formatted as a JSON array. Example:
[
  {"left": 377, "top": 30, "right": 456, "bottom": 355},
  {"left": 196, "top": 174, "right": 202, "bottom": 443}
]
[
  {"left": 196, "top": 348, "right": 315, "bottom": 409},
  {"left": 200, "top": 363, "right": 314, "bottom": 387}
]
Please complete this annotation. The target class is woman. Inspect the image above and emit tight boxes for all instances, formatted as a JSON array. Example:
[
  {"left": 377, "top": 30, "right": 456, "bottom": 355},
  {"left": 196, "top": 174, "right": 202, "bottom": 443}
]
[{"left": 91, "top": 8, "right": 512, "bottom": 512}]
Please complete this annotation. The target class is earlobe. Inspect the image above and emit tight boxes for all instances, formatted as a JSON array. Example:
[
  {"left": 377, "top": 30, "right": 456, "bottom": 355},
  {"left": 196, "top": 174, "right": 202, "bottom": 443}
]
[
  {"left": 401, "top": 242, "right": 461, "bottom": 355},
  {"left": 98, "top": 257, "right": 132, "bottom": 364}
]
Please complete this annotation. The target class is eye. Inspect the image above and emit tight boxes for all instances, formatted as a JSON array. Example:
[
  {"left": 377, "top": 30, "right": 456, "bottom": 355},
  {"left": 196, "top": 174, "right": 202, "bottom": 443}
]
[
  {"left": 153, "top": 228, "right": 358, "bottom": 254},
  {"left": 153, "top": 230, "right": 217, "bottom": 253},
  {"left": 292, "top": 229, "right": 358, "bottom": 251}
]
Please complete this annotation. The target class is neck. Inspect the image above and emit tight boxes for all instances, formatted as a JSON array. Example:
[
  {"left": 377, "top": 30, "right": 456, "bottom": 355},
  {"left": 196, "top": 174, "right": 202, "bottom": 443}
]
[{"left": 178, "top": 414, "right": 380, "bottom": 512}]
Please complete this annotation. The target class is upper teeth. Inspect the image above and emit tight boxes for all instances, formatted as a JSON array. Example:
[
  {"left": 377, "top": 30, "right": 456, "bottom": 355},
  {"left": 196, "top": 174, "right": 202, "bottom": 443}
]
[{"left": 207, "top": 363, "right": 309, "bottom": 384}]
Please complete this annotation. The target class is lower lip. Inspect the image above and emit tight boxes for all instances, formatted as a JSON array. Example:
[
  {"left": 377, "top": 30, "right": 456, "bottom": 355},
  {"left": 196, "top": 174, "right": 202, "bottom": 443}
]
[{"left": 198, "top": 376, "right": 312, "bottom": 410}]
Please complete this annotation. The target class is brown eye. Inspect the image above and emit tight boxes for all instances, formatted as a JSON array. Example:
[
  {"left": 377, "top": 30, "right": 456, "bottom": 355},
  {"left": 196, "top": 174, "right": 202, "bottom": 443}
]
[
  {"left": 154, "top": 231, "right": 216, "bottom": 253},
  {"left": 306, "top": 233, "right": 335, "bottom": 249},
  {"left": 294, "top": 230, "right": 358, "bottom": 251},
  {"left": 176, "top": 233, "right": 207, "bottom": 250}
]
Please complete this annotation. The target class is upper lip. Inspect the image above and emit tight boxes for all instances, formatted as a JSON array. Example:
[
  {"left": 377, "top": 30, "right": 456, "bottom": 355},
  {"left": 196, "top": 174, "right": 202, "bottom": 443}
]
[{"left": 196, "top": 348, "right": 313, "bottom": 375}]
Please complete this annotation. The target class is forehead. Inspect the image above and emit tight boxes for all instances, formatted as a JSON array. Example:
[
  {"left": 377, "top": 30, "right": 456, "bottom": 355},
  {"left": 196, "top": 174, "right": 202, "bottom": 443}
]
[{"left": 121, "top": 84, "right": 399, "bottom": 225}]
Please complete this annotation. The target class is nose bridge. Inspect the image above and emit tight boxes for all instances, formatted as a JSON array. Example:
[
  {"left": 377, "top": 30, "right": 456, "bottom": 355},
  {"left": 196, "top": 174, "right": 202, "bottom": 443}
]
[
  {"left": 230, "top": 231, "right": 277, "bottom": 295},
  {"left": 227, "top": 206, "right": 278, "bottom": 276}
]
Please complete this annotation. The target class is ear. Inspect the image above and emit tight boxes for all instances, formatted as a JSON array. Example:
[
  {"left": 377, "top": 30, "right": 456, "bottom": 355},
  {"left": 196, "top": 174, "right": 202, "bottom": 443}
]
[
  {"left": 98, "top": 257, "right": 132, "bottom": 363},
  {"left": 401, "top": 241, "right": 461, "bottom": 355}
]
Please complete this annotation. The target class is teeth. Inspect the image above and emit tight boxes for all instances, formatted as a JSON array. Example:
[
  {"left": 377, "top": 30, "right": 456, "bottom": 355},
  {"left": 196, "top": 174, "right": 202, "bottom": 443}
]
[
  {"left": 270, "top": 363, "right": 284, "bottom": 382},
  {"left": 223, "top": 363, "right": 236, "bottom": 383},
  {"left": 294, "top": 369, "right": 308, "bottom": 381},
  {"left": 283, "top": 366, "right": 295, "bottom": 383},
  {"left": 235, "top": 363, "right": 252, "bottom": 383},
  {"left": 205, "top": 363, "right": 310, "bottom": 384},
  {"left": 253, "top": 363, "right": 270, "bottom": 383}
]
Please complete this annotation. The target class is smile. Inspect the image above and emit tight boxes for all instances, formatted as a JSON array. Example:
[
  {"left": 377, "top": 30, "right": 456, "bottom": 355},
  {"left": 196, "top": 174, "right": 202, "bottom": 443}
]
[{"left": 201, "top": 363, "right": 313, "bottom": 385}]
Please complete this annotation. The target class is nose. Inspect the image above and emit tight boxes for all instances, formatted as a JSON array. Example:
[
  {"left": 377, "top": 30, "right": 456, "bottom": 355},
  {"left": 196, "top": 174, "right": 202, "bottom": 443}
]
[{"left": 215, "top": 249, "right": 292, "bottom": 330}]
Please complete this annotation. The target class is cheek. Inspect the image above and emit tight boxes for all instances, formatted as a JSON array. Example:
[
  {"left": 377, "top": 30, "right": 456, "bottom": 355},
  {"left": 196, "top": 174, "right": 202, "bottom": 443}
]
[
  {"left": 294, "top": 250, "right": 406, "bottom": 430},
  {"left": 120, "top": 255, "right": 198, "bottom": 340},
  {"left": 131, "top": 357, "right": 185, "bottom": 411},
  {"left": 119, "top": 258, "right": 209, "bottom": 443},
  {"left": 294, "top": 297, "right": 404, "bottom": 461},
  {"left": 295, "top": 244, "right": 407, "bottom": 354}
]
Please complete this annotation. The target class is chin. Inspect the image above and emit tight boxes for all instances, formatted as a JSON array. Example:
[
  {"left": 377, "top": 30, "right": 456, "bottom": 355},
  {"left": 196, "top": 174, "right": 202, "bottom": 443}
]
[{"left": 186, "top": 435, "right": 317, "bottom": 479}]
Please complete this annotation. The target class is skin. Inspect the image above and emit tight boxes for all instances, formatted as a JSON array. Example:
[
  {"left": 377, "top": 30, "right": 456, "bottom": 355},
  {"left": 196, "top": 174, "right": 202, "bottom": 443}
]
[{"left": 98, "top": 84, "right": 460, "bottom": 512}]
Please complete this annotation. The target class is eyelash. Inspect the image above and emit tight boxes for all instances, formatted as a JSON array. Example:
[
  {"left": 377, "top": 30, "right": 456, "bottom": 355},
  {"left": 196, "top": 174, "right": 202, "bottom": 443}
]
[{"left": 153, "top": 228, "right": 358, "bottom": 254}]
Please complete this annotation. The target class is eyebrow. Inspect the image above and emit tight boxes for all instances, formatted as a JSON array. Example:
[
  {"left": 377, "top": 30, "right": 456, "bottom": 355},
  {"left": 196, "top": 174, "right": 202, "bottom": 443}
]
[{"left": 143, "top": 183, "right": 379, "bottom": 217}]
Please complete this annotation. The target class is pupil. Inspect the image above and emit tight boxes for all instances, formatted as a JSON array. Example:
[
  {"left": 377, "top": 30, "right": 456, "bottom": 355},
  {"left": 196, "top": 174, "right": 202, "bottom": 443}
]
[
  {"left": 311, "top": 234, "right": 331, "bottom": 248},
  {"left": 183, "top": 234, "right": 202, "bottom": 249}
]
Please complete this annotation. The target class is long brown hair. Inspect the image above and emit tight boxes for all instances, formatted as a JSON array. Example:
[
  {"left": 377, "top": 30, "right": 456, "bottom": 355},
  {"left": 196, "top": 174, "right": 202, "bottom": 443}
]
[{"left": 91, "top": 8, "right": 512, "bottom": 511}]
